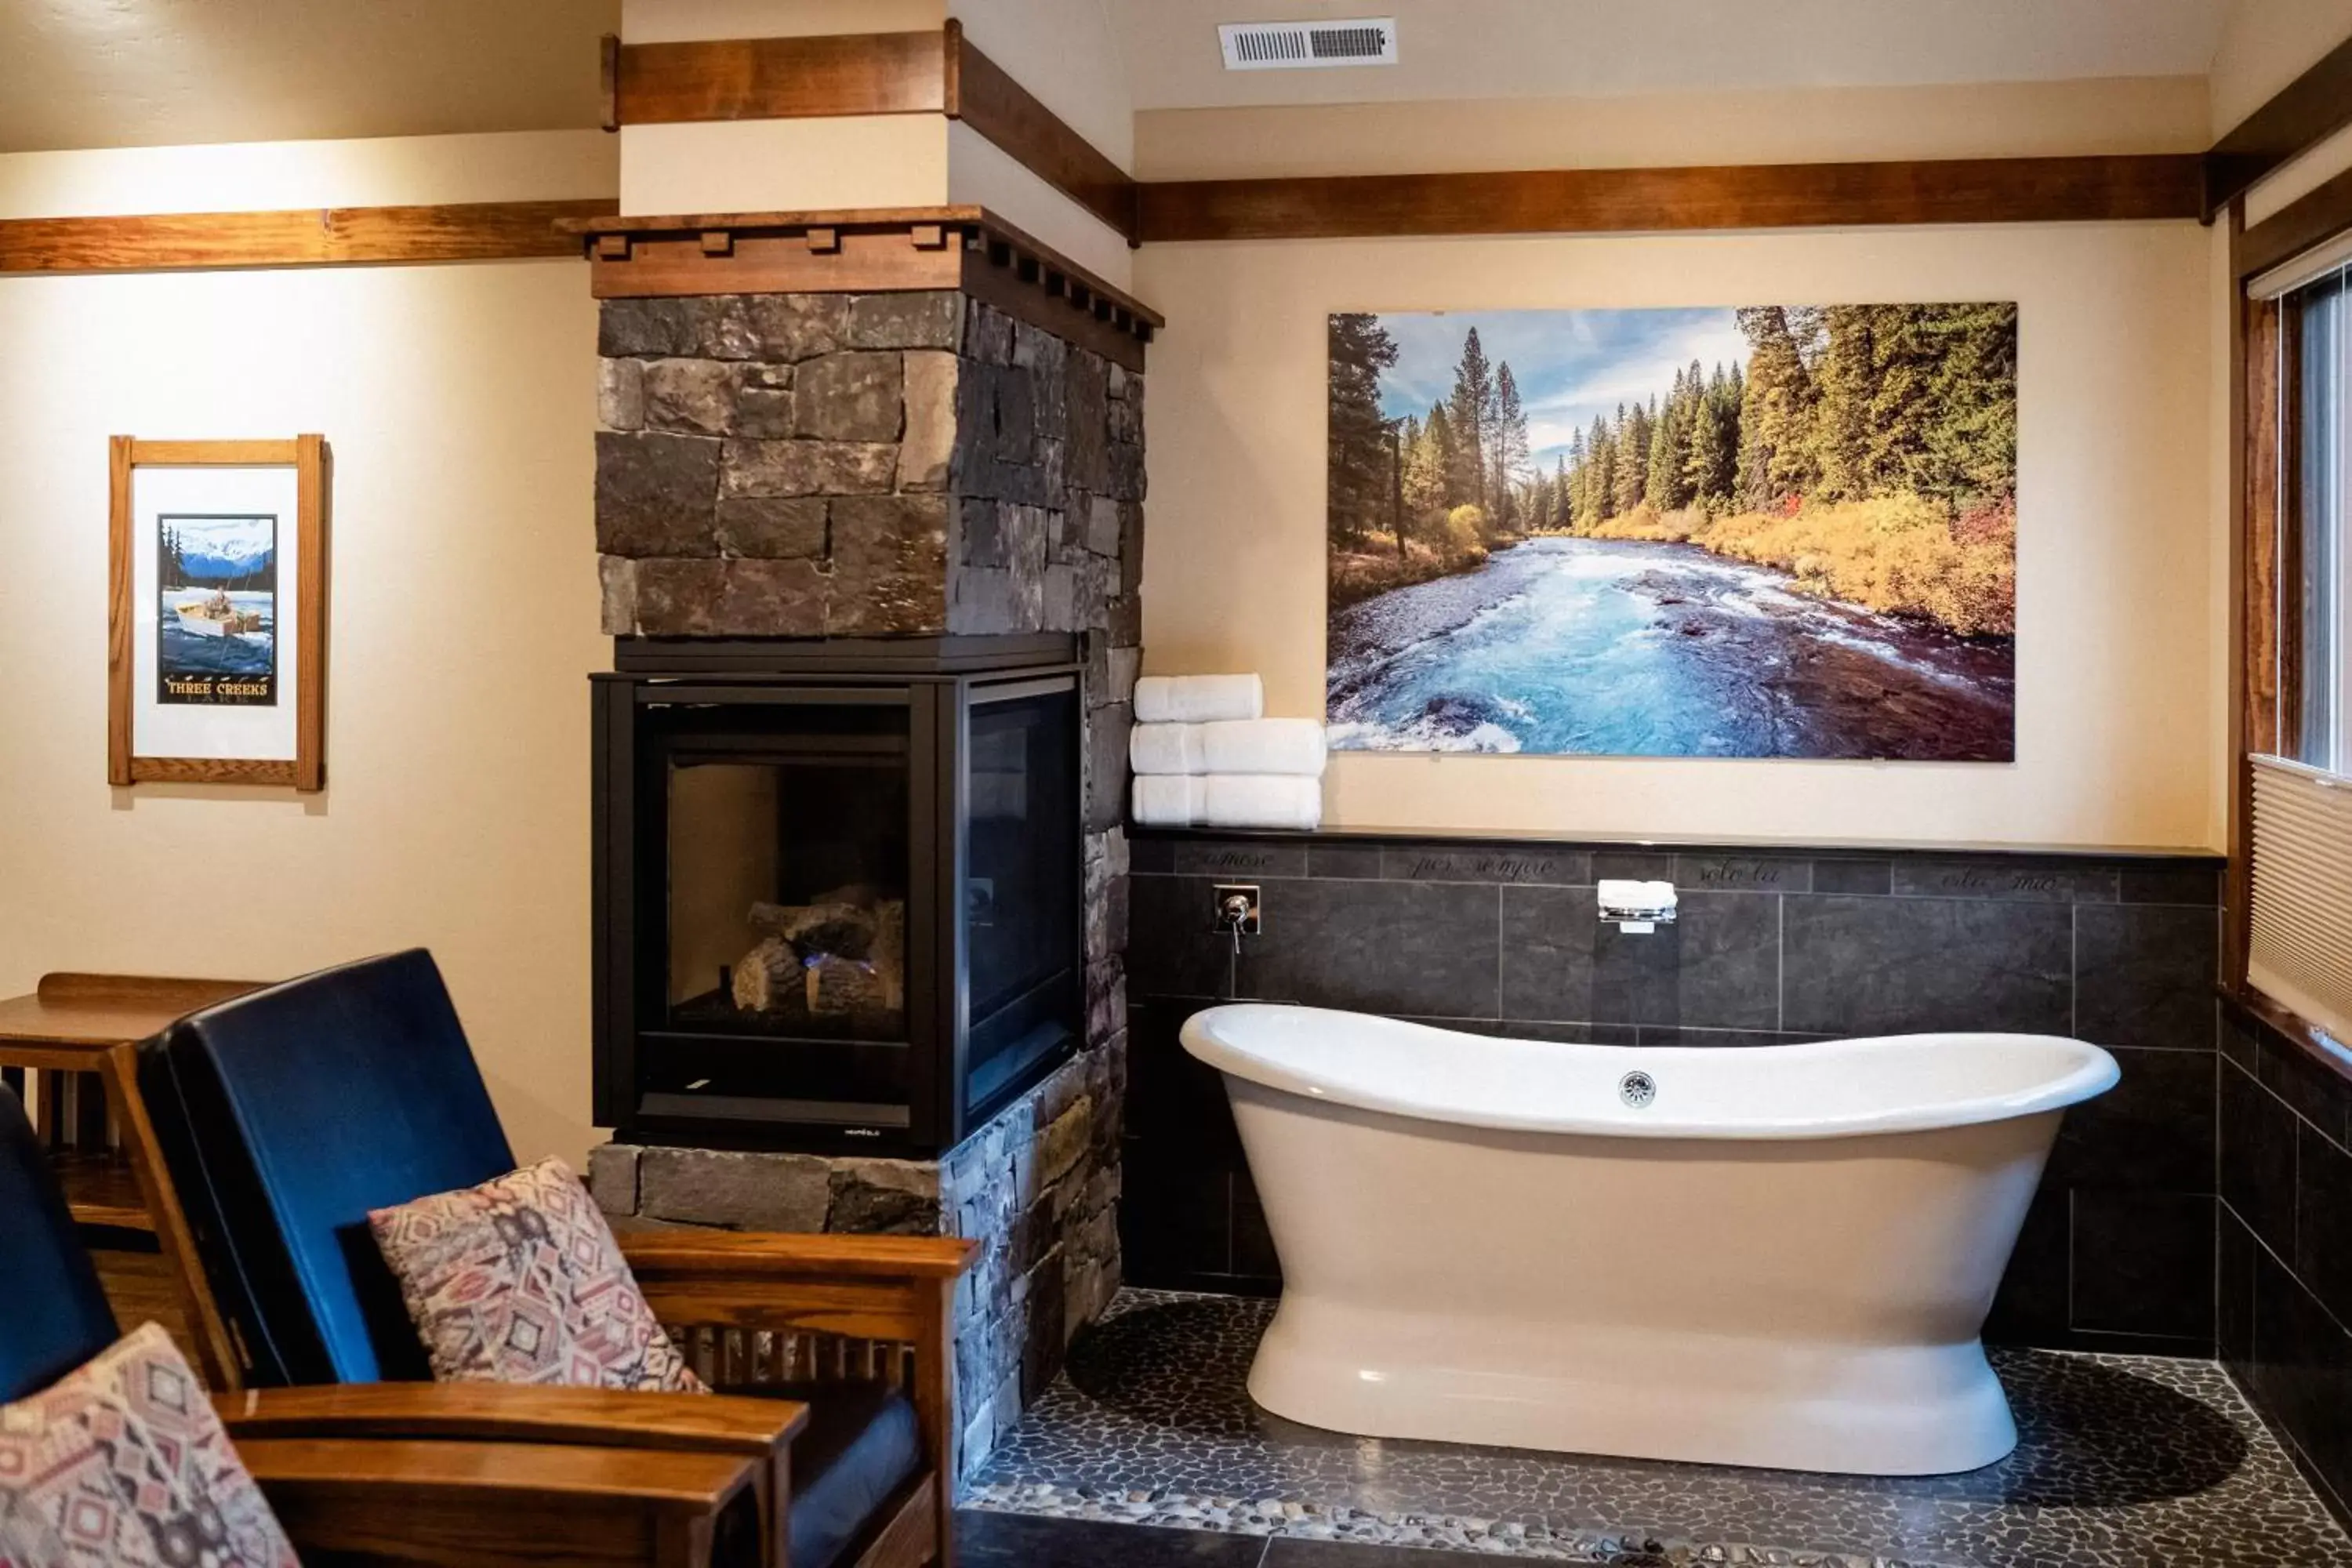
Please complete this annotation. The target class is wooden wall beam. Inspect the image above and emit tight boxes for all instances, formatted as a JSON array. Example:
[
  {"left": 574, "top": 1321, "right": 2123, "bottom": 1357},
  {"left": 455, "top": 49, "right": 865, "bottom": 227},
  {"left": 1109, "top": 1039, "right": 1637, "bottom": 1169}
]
[
  {"left": 611, "top": 31, "right": 948, "bottom": 123},
  {"left": 0, "top": 199, "right": 616, "bottom": 275},
  {"left": 604, "top": 28, "right": 1141, "bottom": 245},
  {"left": 2205, "top": 31, "right": 2352, "bottom": 223},
  {"left": 2237, "top": 162, "right": 2352, "bottom": 282},
  {"left": 942, "top": 21, "right": 1138, "bottom": 243},
  {"left": 1136, "top": 154, "right": 2205, "bottom": 242}
]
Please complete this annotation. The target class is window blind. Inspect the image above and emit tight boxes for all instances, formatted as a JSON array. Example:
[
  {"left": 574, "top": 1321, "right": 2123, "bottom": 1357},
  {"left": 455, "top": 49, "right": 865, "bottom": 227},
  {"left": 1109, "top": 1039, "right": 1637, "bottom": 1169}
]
[{"left": 2249, "top": 753, "right": 2352, "bottom": 1044}]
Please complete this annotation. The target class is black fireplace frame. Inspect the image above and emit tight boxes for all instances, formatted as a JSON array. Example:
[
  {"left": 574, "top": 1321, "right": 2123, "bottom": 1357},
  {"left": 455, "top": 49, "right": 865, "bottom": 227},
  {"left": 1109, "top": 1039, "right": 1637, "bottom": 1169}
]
[{"left": 591, "top": 634, "right": 1083, "bottom": 1156}]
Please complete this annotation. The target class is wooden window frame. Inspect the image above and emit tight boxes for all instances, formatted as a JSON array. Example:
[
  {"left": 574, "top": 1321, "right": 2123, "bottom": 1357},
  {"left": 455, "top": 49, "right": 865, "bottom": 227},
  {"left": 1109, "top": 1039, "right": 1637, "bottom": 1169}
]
[{"left": 2229, "top": 187, "right": 2352, "bottom": 1068}]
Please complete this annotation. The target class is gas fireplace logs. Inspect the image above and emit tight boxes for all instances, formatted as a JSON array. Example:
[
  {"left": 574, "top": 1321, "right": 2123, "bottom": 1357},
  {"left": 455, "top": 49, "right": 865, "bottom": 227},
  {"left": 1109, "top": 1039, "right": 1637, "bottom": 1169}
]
[{"left": 731, "top": 887, "right": 907, "bottom": 1018}]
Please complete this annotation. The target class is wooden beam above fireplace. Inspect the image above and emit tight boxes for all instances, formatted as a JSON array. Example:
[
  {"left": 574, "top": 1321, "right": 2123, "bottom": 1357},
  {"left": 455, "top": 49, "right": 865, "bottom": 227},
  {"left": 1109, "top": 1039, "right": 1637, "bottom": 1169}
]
[{"left": 570, "top": 205, "right": 1161, "bottom": 371}]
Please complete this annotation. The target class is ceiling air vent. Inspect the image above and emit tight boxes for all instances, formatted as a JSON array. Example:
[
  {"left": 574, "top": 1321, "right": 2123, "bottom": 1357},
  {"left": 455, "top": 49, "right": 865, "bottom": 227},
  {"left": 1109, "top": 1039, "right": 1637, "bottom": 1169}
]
[{"left": 1218, "top": 18, "right": 1398, "bottom": 71}]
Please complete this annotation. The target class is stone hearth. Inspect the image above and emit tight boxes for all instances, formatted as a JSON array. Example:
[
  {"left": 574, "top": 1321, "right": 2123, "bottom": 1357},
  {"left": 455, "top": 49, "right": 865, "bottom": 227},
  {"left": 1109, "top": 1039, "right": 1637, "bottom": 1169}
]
[{"left": 586, "top": 270, "right": 1145, "bottom": 1476}]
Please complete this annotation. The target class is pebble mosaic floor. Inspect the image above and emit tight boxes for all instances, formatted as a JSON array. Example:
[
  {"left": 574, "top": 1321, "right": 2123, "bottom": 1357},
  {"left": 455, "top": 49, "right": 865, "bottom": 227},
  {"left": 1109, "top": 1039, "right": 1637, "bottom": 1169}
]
[{"left": 964, "top": 1290, "right": 2352, "bottom": 1568}]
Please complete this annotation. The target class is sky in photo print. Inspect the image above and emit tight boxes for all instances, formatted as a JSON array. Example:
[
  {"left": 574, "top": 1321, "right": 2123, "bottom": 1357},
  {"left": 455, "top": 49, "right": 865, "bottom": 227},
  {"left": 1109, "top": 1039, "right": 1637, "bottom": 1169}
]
[{"left": 1374, "top": 308, "right": 1751, "bottom": 473}]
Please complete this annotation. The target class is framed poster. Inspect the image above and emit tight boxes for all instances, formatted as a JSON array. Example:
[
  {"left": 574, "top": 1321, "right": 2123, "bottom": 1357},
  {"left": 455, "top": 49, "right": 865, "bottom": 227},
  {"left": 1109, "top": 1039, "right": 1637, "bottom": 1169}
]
[
  {"left": 1327, "top": 305, "right": 2016, "bottom": 761},
  {"left": 107, "top": 437, "right": 329, "bottom": 790}
]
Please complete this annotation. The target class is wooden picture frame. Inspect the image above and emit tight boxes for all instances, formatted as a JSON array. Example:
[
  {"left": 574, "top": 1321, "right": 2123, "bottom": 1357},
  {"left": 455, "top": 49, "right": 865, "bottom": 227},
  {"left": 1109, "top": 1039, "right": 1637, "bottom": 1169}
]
[{"left": 107, "top": 436, "right": 328, "bottom": 791}]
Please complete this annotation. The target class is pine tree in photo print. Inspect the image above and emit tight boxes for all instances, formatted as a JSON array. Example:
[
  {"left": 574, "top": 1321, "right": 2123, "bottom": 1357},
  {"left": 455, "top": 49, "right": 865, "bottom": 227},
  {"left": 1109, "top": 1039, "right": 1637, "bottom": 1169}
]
[{"left": 1324, "top": 305, "right": 2018, "bottom": 760}]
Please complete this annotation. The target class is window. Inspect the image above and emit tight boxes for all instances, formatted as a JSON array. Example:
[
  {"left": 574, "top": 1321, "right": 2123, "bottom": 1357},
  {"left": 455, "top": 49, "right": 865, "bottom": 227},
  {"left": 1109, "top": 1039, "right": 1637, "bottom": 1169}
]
[
  {"left": 2244, "top": 240, "right": 2352, "bottom": 1045},
  {"left": 2285, "top": 261, "right": 2348, "bottom": 773}
]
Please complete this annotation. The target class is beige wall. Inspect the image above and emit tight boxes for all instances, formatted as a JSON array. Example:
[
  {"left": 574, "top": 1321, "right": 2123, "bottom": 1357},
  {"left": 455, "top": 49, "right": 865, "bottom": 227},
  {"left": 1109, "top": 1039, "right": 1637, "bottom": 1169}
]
[
  {"left": 1135, "top": 221, "right": 2219, "bottom": 851},
  {"left": 0, "top": 135, "right": 610, "bottom": 1166},
  {"left": 1135, "top": 76, "right": 2211, "bottom": 179}
]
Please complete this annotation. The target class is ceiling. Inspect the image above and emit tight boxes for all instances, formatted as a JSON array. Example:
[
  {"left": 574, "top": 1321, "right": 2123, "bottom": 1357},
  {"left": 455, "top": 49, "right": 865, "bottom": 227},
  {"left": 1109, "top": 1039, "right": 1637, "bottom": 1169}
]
[{"left": 0, "top": 0, "right": 2238, "bottom": 156}]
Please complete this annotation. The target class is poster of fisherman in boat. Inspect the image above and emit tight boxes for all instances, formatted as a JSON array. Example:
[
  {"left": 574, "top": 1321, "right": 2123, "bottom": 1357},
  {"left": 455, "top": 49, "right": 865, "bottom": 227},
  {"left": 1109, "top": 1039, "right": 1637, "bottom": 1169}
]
[
  {"left": 1327, "top": 304, "right": 2017, "bottom": 760},
  {"left": 155, "top": 514, "right": 278, "bottom": 706}
]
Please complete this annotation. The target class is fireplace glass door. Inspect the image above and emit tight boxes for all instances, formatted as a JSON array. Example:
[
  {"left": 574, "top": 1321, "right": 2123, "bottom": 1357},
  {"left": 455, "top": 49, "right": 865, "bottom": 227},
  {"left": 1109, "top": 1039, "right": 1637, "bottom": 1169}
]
[
  {"left": 595, "top": 645, "right": 1085, "bottom": 1154},
  {"left": 643, "top": 697, "right": 917, "bottom": 1131},
  {"left": 963, "top": 681, "right": 1080, "bottom": 1123}
]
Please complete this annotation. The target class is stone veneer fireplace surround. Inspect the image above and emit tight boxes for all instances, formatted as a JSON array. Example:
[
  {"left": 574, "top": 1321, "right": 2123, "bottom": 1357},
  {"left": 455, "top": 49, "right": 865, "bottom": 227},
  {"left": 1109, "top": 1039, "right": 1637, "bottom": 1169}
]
[{"left": 575, "top": 209, "right": 1152, "bottom": 1474}]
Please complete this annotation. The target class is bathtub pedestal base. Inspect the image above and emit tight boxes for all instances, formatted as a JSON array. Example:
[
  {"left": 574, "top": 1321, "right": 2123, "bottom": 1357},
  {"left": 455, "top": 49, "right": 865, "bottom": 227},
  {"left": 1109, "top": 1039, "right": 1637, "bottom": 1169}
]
[{"left": 1247, "top": 1299, "right": 2019, "bottom": 1477}]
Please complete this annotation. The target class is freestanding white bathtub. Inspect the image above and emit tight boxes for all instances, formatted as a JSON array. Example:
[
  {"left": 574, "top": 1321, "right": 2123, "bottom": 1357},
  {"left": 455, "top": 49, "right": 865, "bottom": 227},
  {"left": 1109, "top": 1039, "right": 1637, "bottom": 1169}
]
[{"left": 1180, "top": 1004, "right": 2118, "bottom": 1477}]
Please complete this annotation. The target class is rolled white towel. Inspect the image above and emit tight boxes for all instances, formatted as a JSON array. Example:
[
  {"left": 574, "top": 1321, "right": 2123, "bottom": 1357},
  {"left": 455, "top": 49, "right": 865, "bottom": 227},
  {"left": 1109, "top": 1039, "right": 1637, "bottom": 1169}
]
[
  {"left": 1129, "top": 722, "right": 1205, "bottom": 776},
  {"left": 1134, "top": 673, "right": 1264, "bottom": 724},
  {"left": 1131, "top": 774, "right": 1203, "bottom": 826},
  {"left": 1201, "top": 775, "right": 1323, "bottom": 829},
  {"left": 1200, "top": 718, "right": 1326, "bottom": 778}
]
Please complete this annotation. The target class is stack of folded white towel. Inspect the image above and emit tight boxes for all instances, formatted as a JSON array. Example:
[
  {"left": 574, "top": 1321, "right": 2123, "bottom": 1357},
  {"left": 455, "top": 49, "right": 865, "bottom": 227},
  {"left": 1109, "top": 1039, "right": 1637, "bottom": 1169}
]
[{"left": 1129, "top": 673, "right": 1326, "bottom": 829}]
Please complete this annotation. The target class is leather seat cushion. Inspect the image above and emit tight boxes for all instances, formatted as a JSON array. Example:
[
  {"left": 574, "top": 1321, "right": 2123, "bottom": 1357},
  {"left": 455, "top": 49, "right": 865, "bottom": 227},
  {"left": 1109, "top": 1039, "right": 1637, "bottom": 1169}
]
[{"left": 759, "top": 1381, "right": 924, "bottom": 1568}]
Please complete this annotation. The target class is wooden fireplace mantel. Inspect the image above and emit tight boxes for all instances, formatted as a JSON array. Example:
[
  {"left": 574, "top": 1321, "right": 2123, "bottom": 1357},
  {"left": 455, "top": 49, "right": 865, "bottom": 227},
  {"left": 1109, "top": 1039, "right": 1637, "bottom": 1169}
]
[{"left": 568, "top": 205, "right": 1160, "bottom": 371}]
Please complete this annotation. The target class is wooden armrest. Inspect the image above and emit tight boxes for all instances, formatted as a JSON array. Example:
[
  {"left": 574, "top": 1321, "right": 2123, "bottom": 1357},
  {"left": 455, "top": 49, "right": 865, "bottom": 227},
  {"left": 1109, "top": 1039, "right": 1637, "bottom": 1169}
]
[
  {"left": 618, "top": 1231, "right": 978, "bottom": 1282},
  {"left": 242, "top": 1436, "right": 755, "bottom": 1504},
  {"left": 215, "top": 1382, "right": 808, "bottom": 1454},
  {"left": 242, "top": 1438, "right": 759, "bottom": 1568},
  {"left": 615, "top": 1229, "right": 975, "bottom": 1565}
]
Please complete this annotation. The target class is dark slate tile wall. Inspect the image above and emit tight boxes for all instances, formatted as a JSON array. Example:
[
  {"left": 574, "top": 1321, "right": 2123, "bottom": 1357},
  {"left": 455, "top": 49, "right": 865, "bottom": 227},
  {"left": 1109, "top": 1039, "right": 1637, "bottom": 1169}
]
[
  {"left": 1123, "top": 829, "right": 2223, "bottom": 1354},
  {"left": 2219, "top": 1001, "right": 2352, "bottom": 1521}
]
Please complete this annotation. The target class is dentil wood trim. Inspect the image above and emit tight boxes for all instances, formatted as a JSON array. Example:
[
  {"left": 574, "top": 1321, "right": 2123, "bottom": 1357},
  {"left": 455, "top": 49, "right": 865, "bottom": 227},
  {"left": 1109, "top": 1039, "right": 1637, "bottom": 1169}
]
[
  {"left": 1136, "top": 154, "right": 2206, "bottom": 241},
  {"left": 574, "top": 206, "right": 1159, "bottom": 370},
  {"left": 0, "top": 200, "right": 615, "bottom": 274}
]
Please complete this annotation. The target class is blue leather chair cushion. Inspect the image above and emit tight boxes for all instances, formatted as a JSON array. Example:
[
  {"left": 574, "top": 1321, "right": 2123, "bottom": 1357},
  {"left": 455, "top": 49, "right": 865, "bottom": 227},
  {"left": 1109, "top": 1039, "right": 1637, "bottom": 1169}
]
[
  {"left": 137, "top": 950, "right": 515, "bottom": 1385},
  {"left": 0, "top": 1087, "right": 117, "bottom": 1403},
  {"left": 770, "top": 1382, "right": 924, "bottom": 1568}
]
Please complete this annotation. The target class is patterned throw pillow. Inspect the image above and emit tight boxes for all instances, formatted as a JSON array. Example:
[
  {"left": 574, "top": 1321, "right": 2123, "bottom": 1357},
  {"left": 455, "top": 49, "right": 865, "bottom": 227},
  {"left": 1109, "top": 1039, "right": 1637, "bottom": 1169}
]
[
  {"left": 368, "top": 1157, "right": 706, "bottom": 1395},
  {"left": 0, "top": 1322, "right": 301, "bottom": 1568}
]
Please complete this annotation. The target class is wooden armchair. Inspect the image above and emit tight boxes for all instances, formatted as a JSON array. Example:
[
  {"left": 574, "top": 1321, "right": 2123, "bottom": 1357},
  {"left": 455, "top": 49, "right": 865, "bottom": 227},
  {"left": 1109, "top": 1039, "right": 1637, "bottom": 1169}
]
[
  {"left": 213, "top": 1232, "right": 975, "bottom": 1568},
  {"left": 134, "top": 950, "right": 977, "bottom": 1568},
  {"left": 0, "top": 1081, "right": 769, "bottom": 1568}
]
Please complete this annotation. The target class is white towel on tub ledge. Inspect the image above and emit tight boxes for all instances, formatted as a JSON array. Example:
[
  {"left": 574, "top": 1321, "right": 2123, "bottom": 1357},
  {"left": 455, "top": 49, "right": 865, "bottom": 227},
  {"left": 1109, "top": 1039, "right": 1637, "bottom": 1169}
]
[
  {"left": 1131, "top": 775, "right": 1203, "bottom": 826},
  {"left": 1202, "top": 718, "right": 1326, "bottom": 777},
  {"left": 1129, "top": 722, "right": 1205, "bottom": 775},
  {"left": 1131, "top": 774, "right": 1323, "bottom": 829},
  {"left": 1134, "top": 673, "right": 1264, "bottom": 724},
  {"left": 1131, "top": 719, "right": 1326, "bottom": 777}
]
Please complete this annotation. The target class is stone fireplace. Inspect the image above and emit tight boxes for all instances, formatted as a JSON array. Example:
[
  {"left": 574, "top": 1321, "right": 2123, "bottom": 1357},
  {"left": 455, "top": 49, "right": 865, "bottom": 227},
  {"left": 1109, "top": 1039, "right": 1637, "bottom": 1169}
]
[{"left": 573, "top": 210, "right": 1152, "bottom": 1472}]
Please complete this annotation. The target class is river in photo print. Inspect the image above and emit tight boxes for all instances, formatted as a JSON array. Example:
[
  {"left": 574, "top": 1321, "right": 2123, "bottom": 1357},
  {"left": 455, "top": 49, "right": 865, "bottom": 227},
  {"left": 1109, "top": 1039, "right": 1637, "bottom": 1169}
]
[
  {"left": 156, "top": 513, "right": 278, "bottom": 706},
  {"left": 1327, "top": 535, "right": 2013, "bottom": 759},
  {"left": 1326, "top": 306, "right": 2018, "bottom": 761}
]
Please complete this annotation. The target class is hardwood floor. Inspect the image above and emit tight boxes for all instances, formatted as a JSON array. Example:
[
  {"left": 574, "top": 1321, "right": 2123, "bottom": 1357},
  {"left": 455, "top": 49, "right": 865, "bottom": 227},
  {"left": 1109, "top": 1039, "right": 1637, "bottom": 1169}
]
[{"left": 90, "top": 1235, "right": 205, "bottom": 1381}]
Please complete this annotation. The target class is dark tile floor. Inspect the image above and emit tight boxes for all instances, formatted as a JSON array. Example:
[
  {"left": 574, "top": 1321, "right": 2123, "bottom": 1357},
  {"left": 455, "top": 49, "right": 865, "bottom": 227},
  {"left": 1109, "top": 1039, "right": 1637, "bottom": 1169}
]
[{"left": 964, "top": 1290, "right": 2352, "bottom": 1567}]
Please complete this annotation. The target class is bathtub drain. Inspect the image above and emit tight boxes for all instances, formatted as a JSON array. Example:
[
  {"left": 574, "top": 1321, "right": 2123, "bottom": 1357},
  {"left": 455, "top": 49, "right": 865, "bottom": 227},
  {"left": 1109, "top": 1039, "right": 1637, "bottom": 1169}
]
[{"left": 1617, "top": 1070, "right": 1657, "bottom": 1109}]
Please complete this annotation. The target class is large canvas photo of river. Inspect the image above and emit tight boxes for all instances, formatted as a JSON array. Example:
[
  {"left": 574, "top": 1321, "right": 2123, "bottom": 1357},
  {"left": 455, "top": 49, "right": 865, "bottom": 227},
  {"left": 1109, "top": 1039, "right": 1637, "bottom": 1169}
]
[
  {"left": 156, "top": 514, "right": 278, "bottom": 706},
  {"left": 1327, "top": 305, "right": 2017, "bottom": 760}
]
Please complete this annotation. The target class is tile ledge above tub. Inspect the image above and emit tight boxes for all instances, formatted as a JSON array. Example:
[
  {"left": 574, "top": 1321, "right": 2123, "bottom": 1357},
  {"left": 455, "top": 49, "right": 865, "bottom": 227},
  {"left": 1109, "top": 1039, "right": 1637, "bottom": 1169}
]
[
  {"left": 1126, "top": 823, "right": 2223, "bottom": 864},
  {"left": 1127, "top": 827, "right": 2222, "bottom": 906}
]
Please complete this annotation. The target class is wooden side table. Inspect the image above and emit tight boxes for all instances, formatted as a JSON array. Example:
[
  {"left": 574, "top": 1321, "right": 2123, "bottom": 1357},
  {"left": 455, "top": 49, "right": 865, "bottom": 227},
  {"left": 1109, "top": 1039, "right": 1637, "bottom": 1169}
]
[{"left": 0, "top": 971, "right": 263, "bottom": 1386}]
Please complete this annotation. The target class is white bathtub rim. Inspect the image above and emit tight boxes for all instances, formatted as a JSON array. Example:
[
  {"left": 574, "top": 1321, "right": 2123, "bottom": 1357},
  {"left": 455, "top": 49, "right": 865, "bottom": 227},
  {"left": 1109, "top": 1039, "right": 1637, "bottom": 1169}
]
[{"left": 1180, "top": 1003, "right": 2120, "bottom": 1142}]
